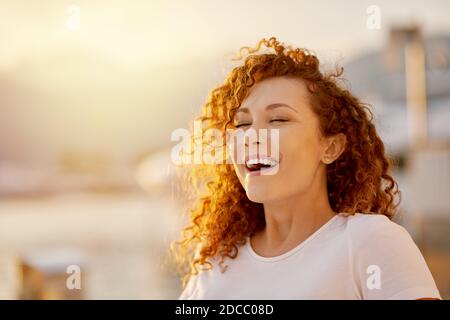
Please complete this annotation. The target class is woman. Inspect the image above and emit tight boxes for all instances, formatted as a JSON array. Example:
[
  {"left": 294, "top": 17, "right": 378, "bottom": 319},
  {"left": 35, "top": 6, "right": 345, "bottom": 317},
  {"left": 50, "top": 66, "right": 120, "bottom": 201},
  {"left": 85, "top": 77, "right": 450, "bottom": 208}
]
[{"left": 172, "top": 37, "right": 441, "bottom": 300}]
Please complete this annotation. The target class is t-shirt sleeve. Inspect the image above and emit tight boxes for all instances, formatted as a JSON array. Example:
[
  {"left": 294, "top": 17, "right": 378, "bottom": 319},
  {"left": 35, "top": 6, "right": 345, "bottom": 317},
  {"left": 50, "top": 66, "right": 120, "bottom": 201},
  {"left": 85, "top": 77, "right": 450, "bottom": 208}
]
[{"left": 348, "top": 214, "right": 441, "bottom": 300}]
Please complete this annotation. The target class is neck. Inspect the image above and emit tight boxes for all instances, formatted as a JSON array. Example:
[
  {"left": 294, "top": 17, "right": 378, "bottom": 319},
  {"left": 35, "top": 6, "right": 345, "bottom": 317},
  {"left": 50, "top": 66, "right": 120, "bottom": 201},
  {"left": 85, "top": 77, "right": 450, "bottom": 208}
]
[{"left": 258, "top": 166, "right": 336, "bottom": 250}]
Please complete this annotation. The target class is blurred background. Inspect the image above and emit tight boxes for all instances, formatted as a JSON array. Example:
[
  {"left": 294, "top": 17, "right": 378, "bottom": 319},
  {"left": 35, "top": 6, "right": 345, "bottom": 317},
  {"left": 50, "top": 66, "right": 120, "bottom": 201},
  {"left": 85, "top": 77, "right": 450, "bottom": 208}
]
[{"left": 0, "top": 0, "right": 449, "bottom": 299}]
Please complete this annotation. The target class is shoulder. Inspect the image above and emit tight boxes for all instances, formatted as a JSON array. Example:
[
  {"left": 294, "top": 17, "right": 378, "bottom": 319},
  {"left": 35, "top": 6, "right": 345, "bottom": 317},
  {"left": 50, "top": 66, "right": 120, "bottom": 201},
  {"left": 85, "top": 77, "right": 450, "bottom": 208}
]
[
  {"left": 340, "top": 212, "right": 424, "bottom": 273},
  {"left": 339, "top": 212, "right": 421, "bottom": 263},
  {"left": 341, "top": 212, "right": 409, "bottom": 244},
  {"left": 344, "top": 212, "right": 399, "bottom": 229},
  {"left": 339, "top": 213, "right": 441, "bottom": 299}
]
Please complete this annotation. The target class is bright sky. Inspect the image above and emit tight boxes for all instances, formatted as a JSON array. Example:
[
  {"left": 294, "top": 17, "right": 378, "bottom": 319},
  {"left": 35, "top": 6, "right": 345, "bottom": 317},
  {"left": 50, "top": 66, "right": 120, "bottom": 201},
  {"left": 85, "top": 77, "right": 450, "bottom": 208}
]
[
  {"left": 1, "top": 0, "right": 450, "bottom": 70},
  {"left": 1, "top": 0, "right": 450, "bottom": 161}
]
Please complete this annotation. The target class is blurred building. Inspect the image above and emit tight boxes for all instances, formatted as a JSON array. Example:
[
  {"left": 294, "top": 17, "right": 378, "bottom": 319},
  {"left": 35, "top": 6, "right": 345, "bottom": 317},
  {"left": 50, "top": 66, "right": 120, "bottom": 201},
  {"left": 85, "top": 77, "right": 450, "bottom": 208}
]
[
  {"left": 345, "top": 33, "right": 450, "bottom": 154},
  {"left": 344, "top": 31, "right": 450, "bottom": 297},
  {"left": 0, "top": 146, "right": 184, "bottom": 299}
]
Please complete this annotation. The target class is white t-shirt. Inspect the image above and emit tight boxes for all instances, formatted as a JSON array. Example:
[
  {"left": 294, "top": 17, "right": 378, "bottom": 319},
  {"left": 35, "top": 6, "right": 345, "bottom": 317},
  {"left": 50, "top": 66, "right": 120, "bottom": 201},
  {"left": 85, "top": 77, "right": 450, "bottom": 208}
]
[{"left": 178, "top": 213, "right": 441, "bottom": 300}]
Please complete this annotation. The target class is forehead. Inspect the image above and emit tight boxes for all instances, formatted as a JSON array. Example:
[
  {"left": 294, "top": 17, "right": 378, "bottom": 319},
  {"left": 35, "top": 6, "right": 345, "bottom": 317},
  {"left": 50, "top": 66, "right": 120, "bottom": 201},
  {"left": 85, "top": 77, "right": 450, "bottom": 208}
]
[{"left": 239, "top": 76, "right": 311, "bottom": 112}]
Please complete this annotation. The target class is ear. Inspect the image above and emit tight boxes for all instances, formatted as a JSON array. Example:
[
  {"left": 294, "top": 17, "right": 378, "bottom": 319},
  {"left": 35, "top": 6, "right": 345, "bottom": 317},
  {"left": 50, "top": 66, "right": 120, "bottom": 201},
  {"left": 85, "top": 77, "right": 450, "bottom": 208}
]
[{"left": 321, "top": 133, "right": 347, "bottom": 164}]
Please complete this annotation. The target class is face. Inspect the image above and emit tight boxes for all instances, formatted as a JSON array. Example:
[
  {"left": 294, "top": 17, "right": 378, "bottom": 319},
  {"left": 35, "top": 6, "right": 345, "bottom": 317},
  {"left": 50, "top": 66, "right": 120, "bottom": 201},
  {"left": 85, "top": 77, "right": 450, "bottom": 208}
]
[{"left": 229, "top": 76, "right": 328, "bottom": 203}]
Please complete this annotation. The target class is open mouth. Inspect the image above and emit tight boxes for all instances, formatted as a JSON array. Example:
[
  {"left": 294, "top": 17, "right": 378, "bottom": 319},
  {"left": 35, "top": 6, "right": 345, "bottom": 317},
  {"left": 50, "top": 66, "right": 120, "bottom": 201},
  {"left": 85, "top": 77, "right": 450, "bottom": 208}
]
[{"left": 245, "top": 156, "right": 280, "bottom": 175}]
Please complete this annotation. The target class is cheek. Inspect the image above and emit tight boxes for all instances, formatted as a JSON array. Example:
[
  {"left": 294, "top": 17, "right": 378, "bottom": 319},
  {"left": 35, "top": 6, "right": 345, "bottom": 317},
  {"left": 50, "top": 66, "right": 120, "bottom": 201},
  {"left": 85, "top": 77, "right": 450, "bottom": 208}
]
[
  {"left": 229, "top": 148, "right": 246, "bottom": 186},
  {"left": 279, "top": 130, "right": 322, "bottom": 180},
  {"left": 232, "top": 161, "right": 245, "bottom": 185}
]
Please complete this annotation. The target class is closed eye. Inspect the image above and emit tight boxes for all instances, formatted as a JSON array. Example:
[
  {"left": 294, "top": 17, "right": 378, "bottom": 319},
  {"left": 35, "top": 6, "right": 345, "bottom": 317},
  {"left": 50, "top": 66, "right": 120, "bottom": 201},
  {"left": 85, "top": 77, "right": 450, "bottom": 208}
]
[
  {"left": 234, "top": 123, "right": 251, "bottom": 128},
  {"left": 270, "top": 119, "right": 288, "bottom": 123}
]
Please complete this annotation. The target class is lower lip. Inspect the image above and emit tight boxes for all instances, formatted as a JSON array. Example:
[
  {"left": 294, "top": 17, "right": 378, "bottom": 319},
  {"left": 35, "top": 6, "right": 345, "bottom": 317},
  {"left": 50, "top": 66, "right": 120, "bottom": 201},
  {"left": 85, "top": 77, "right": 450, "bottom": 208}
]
[
  {"left": 245, "top": 163, "right": 280, "bottom": 176},
  {"left": 247, "top": 169, "right": 262, "bottom": 176}
]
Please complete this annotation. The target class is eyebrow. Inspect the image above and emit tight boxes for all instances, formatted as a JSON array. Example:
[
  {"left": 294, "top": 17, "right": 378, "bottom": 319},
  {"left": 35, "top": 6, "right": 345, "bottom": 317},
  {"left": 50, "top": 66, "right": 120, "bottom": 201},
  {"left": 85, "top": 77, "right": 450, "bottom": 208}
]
[{"left": 236, "top": 103, "right": 298, "bottom": 114}]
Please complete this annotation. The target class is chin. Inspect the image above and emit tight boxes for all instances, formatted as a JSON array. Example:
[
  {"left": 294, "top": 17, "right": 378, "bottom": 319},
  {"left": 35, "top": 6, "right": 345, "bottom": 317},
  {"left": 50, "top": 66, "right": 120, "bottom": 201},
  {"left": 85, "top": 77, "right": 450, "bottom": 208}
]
[{"left": 244, "top": 184, "right": 279, "bottom": 203}]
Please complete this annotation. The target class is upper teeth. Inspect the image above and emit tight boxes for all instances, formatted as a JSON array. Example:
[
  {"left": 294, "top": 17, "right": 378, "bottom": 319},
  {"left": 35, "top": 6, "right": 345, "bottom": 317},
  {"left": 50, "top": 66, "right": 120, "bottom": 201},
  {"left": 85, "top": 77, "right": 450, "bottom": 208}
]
[{"left": 246, "top": 158, "right": 278, "bottom": 167}]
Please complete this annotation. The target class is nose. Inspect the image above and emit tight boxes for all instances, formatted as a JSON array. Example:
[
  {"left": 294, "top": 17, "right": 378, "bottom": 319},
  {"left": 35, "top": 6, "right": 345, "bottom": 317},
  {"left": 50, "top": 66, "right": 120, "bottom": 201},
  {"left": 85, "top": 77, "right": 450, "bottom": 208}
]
[
  {"left": 245, "top": 137, "right": 260, "bottom": 147},
  {"left": 244, "top": 124, "right": 269, "bottom": 150}
]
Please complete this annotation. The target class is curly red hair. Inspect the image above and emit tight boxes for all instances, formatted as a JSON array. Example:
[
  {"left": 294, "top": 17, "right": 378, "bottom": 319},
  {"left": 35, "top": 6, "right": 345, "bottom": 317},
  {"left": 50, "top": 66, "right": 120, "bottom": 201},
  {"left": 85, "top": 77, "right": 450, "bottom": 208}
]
[{"left": 171, "top": 37, "right": 401, "bottom": 287}]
